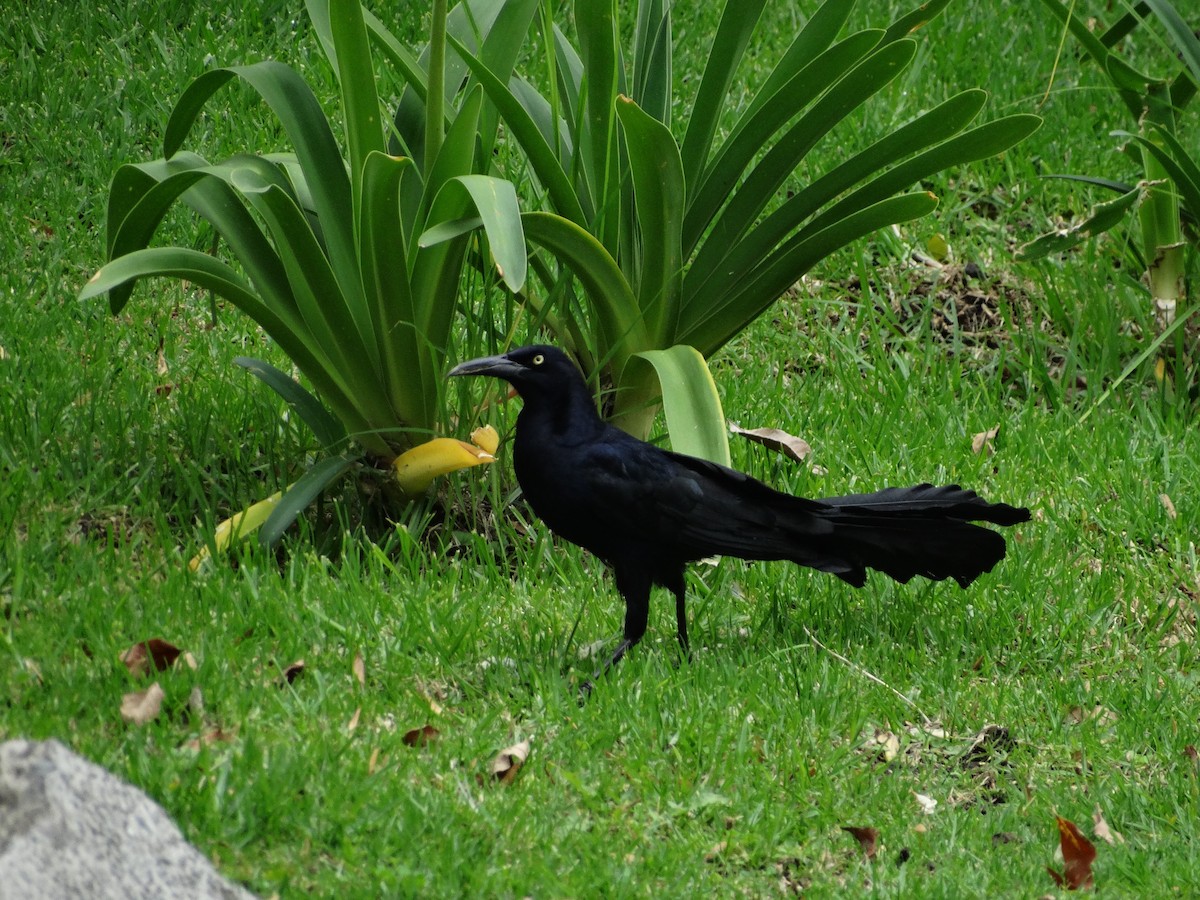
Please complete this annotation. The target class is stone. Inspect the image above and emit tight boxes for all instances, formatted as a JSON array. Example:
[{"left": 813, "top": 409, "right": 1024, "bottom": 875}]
[{"left": 0, "top": 739, "right": 254, "bottom": 900}]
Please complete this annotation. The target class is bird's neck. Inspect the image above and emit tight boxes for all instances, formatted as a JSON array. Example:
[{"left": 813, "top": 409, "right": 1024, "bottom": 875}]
[{"left": 516, "top": 377, "right": 606, "bottom": 447}]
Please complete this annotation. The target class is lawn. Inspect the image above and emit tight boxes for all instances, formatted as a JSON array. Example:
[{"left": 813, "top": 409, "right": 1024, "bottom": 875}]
[{"left": 3, "top": 0, "right": 1198, "bottom": 896}]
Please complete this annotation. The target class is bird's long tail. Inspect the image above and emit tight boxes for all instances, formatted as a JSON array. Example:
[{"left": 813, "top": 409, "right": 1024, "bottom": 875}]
[{"left": 806, "top": 483, "right": 1030, "bottom": 588}]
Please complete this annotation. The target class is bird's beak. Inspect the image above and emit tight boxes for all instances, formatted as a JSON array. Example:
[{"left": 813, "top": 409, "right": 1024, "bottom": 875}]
[{"left": 447, "top": 353, "right": 522, "bottom": 380}]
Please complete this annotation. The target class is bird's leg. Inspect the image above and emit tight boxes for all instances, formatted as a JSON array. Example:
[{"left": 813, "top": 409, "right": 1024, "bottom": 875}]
[
  {"left": 666, "top": 571, "right": 690, "bottom": 663},
  {"left": 580, "top": 568, "right": 649, "bottom": 698}
]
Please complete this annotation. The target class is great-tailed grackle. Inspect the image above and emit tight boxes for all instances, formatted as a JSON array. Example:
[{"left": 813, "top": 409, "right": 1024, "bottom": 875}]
[{"left": 450, "top": 345, "right": 1029, "bottom": 686}]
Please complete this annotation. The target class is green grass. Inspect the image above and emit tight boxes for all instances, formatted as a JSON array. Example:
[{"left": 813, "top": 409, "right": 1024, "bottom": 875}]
[{"left": 3, "top": 0, "right": 1199, "bottom": 896}]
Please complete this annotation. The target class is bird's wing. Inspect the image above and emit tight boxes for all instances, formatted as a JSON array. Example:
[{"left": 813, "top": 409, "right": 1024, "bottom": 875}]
[{"left": 563, "top": 434, "right": 834, "bottom": 561}]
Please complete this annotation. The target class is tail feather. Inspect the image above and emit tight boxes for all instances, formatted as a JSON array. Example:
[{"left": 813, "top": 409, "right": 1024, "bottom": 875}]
[{"left": 803, "top": 484, "right": 1029, "bottom": 588}]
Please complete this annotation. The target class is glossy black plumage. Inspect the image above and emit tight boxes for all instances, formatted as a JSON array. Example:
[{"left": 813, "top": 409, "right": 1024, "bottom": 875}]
[{"left": 450, "top": 345, "right": 1029, "bottom": 685}]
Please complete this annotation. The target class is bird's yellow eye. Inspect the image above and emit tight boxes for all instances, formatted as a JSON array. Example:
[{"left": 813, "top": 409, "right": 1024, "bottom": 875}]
[{"left": 532, "top": 354, "right": 545, "bottom": 366}]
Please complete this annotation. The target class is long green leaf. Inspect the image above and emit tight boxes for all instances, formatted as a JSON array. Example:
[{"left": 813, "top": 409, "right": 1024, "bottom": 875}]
[
  {"left": 235, "top": 356, "right": 347, "bottom": 450},
  {"left": 634, "top": 345, "right": 730, "bottom": 466},
  {"left": 110, "top": 155, "right": 304, "bottom": 316},
  {"left": 424, "top": 175, "right": 526, "bottom": 293},
  {"left": 413, "top": 86, "right": 483, "bottom": 247},
  {"left": 448, "top": 33, "right": 587, "bottom": 225},
  {"left": 631, "top": 0, "right": 671, "bottom": 125},
  {"left": 684, "top": 30, "right": 885, "bottom": 254},
  {"left": 734, "top": 0, "right": 855, "bottom": 129},
  {"left": 166, "top": 63, "right": 365, "bottom": 316},
  {"left": 520, "top": 211, "right": 645, "bottom": 359},
  {"left": 882, "top": 0, "right": 952, "bottom": 42},
  {"left": 1144, "top": 0, "right": 1200, "bottom": 85},
  {"left": 614, "top": 96, "right": 685, "bottom": 341},
  {"left": 683, "top": 193, "right": 939, "bottom": 353},
  {"left": 328, "top": 0, "right": 386, "bottom": 225},
  {"left": 260, "top": 454, "right": 361, "bottom": 548},
  {"left": 79, "top": 247, "right": 381, "bottom": 450},
  {"left": 230, "top": 170, "right": 393, "bottom": 429},
  {"left": 576, "top": 0, "right": 621, "bottom": 253},
  {"left": 685, "top": 90, "right": 989, "bottom": 305},
  {"left": 678, "top": 0, "right": 768, "bottom": 189},
  {"left": 357, "top": 152, "right": 431, "bottom": 433},
  {"left": 1015, "top": 186, "right": 1142, "bottom": 262},
  {"left": 696, "top": 40, "right": 917, "bottom": 268}
]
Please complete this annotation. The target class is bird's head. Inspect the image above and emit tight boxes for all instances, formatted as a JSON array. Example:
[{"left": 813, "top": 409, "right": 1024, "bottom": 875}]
[{"left": 447, "top": 345, "right": 586, "bottom": 403}]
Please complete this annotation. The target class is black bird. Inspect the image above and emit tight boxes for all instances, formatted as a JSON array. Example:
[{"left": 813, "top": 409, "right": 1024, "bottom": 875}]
[{"left": 450, "top": 345, "right": 1029, "bottom": 686}]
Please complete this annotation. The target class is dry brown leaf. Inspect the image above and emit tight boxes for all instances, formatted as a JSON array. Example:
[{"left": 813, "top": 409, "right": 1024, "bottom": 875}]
[
  {"left": 281, "top": 659, "right": 305, "bottom": 686},
  {"left": 1047, "top": 816, "right": 1096, "bottom": 891},
  {"left": 491, "top": 738, "right": 530, "bottom": 784},
  {"left": 368, "top": 747, "right": 382, "bottom": 775},
  {"left": 156, "top": 346, "right": 169, "bottom": 377},
  {"left": 1184, "top": 745, "right": 1199, "bottom": 769},
  {"left": 121, "top": 638, "right": 183, "bottom": 677},
  {"left": 971, "top": 425, "right": 1001, "bottom": 455},
  {"left": 1092, "top": 805, "right": 1124, "bottom": 845},
  {"left": 1160, "top": 493, "right": 1177, "bottom": 519},
  {"left": 183, "top": 727, "right": 237, "bottom": 750},
  {"left": 352, "top": 652, "right": 366, "bottom": 687},
  {"left": 402, "top": 724, "right": 440, "bottom": 747},
  {"left": 121, "top": 682, "right": 165, "bottom": 725},
  {"left": 346, "top": 706, "right": 361, "bottom": 733},
  {"left": 704, "top": 841, "right": 727, "bottom": 862},
  {"left": 842, "top": 826, "right": 878, "bottom": 859},
  {"left": 729, "top": 423, "right": 813, "bottom": 463}
]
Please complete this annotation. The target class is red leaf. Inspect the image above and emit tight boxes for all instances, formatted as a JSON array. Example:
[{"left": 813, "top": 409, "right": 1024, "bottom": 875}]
[
  {"left": 1048, "top": 816, "right": 1096, "bottom": 890},
  {"left": 842, "top": 825, "right": 879, "bottom": 859},
  {"left": 121, "top": 638, "right": 183, "bottom": 677},
  {"left": 402, "top": 724, "right": 440, "bottom": 747}
]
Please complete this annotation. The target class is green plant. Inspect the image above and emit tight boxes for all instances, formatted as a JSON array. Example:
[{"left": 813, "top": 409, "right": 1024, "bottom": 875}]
[
  {"left": 455, "top": 0, "right": 1040, "bottom": 448},
  {"left": 1021, "top": 0, "right": 1198, "bottom": 353},
  {"left": 79, "top": 0, "right": 535, "bottom": 555}
]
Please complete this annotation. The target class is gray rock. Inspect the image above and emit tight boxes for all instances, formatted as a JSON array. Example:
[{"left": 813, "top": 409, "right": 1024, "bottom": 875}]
[{"left": 0, "top": 739, "right": 254, "bottom": 900}]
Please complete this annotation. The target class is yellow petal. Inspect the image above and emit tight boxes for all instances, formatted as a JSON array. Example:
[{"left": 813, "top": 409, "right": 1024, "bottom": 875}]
[
  {"left": 470, "top": 424, "right": 499, "bottom": 455},
  {"left": 188, "top": 489, "right": 284, "bottom": 572},
  {"left": 392, "top": 437, "right": 494, "bottom": 497}
]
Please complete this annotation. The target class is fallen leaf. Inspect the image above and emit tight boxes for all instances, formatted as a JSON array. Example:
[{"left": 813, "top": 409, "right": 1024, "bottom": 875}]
[
  {"left": 1184, "top": 745, "right": 1198, "bottom": 769},
  {"left": 1047, "top": 816, "right": 1096, "bottom": 891},
  {"left": 352, "top": 651, "right": 366, "bottom": 687},
  {"left": 156, "top": 345, "right": 169, "bottom": 376},
  {"left": 402, "top": 724, "right": 440, "bottom": 747},
  {"left": 281, "top": 659, "right": 305, "bottom": 685},
  {"left": 1160, "top": 493, "right": 1177, "bottom": 519},
  {"left": 183, "top": 727, "right": 237, "bottom": 750},
  {"left": 121, "top": 638, "right": 183, "bottom": 677},
  {"left": 992, "top": 832, "right": 1019, "bottom": 845},
  {"left": 842, "top": 826, "right": 878, "bottom": 859},
  {"left": 971, "top": 425, "right": 1001, "bottom": 455},
  {"left": 1092, "top": 805, "right": 1124, "bottom": 845},
  {"left": 121, "top": 682, "right": 165, "bottom": 725},
  {"left": 491, "top": 738, "right": 531, "bottom": 784},
  {"left": 346, "top": 706, "right": 361, "bottom": 733},
  {"left": 876, "top": 729, "right": 901, "bottom": 763},
  {"left": 729, "top": 423, "right": 813, "bottom": 463},
  {"left": 704, "top": 841, "right": 727, "bottom": 862},
  {"left": 913, "top": 792, "right": 938, "bottom": 815},
  {"left": 368, "top": 747, "right": 381, "bottom": 774}
]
